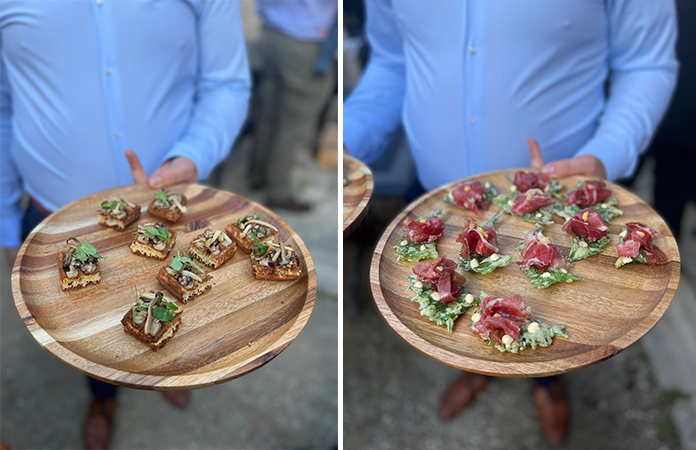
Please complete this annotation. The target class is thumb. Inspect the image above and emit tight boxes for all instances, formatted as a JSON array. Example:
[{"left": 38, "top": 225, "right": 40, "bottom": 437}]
[
  {"left": 148, "top": 157, "right": 198, "bottom": 189},
  {"left": 527, "top": 138, "right": 544, "bottom": 169}
]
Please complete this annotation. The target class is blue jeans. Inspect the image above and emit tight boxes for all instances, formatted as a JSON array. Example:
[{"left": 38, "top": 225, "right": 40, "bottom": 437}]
[{"left": 21, "top": 203, "right": 118, "bottom": 400}]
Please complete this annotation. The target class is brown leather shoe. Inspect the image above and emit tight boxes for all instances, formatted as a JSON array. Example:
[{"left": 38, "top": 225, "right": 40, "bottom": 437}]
[
  {"left": 83, "top": 397, "right": 115, "bottom": 450},
  {"left": 533, "top": 378, "right": 570, "bottom": 445},
  {"left": 161, "top": 390, "right": 190, "bottom": 408},
  {"left": 437, "top": 372, "right": 491, "bottom": 420}
]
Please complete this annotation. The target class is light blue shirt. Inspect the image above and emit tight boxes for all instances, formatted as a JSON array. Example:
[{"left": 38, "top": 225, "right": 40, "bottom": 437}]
[
  {"left": 0, "top": 0, "right": 251, "bottom": 248},
  {"left": 344, "top": 0, "right": 678, "bottom": 191},
  {"left": 258, "top": 0, "right": 337, "bottom": 42}
]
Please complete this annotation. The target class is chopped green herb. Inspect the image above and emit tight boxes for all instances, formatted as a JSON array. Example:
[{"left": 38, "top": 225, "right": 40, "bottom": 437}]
[
  {"left": 251, "top": 233, "right": 269, "bottom": 256},
  {"left": 494, "top": 195, "right": 555, "bottom": 225},
  {"left": 459, "top": 252, "right": 512, "bottom": 275},
  {"left": 567, "top": 235, "right": 610, "bottom": 262},
  {"left": 152, "top": 305, "right": 175, "bottom": 322}
]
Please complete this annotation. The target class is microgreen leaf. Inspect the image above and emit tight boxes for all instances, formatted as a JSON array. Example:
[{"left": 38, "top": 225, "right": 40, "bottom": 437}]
[
  {"left": 152, "top": 306, "right": 174, "bottom": 322},
  {"left": 101, "top": 200, "right": 115, "bottom": 210},
  {"left": 251, "top": 233, "right": 269, "bottom": 256},
  {"left": 74, "top": 242, "right": 104, "bottom": 261},
  {"left": 146, "top": 226, "right": 170, "bottom": 242},
  {"left": 164, "top": 301, "right": 178, "bottom": 311},
  {"left": 155, "top": 189, "right": 169, "bottom": 205}
]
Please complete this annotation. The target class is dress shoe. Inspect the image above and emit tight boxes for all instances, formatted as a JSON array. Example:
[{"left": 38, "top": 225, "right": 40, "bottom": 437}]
[
  {"left": 437, "top": 372, "right": 491, "bottom": 420},
  {"left": 161, "top": 390, "right": 190, "bottom": 408},
  {"left": 265, "top": 198, "right": 311, "bottom": 212},
  {"left": 83, "top": 397, "right": 115, "bottom": 450},
  {"left": 533, "top": 378, "right": 570, "bottom": 445}
]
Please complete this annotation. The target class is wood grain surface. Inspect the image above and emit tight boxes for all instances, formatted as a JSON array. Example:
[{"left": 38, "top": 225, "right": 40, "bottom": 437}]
[
  {"left": 343, "top": 155, "right": 374, "bottom": 239},
  {"left": 371, "top": 169, "right": 681, "bottom": 378},
  {"left": 12, "top": 183, "right": 316, "bottom": 390}
]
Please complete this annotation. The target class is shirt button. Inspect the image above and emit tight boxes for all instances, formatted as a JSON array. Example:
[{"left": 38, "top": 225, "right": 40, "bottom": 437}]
[
  {"left": 105, "top": 67, "right": 112, "bottom": 75},
  {"left": 114, "top": 131, "right": 121, "bottom": 138},
  {"left": 469, "top": 46, "right": 478, "bottom": 55},
  {"left": 469, "top": 116, "right": 477, "bottom": 124}
]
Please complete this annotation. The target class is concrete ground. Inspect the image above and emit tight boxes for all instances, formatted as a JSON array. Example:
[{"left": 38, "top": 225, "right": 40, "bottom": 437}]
[
  {"left": 344, "top": 161, "right": 696, "bottom": 450},
  {"left": 0, "top": 129, "right": 338, "bottom": 449}
]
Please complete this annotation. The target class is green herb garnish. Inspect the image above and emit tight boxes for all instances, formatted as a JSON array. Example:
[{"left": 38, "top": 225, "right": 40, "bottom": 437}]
[
  {"left": 567, "top": 235, "right": 610, "bottom": 262},
  {"left": 155, "top": 189, "right": 170, "bottom": 206},
  {"left": 251, "top": 233, "right": 269, "bottom": 256},
  {"left": 171, "top": 250, "right": 195, "bottom": 272},
  {"left": 145, "top": 226, "right": 170, "bottom": 242},
  {"left": 74, "top": 241, "right": 104, "bottom": 261},
  {"left": 152, "top": 301, "right": 178, "bottom": 322},
  {"left": 459, "top": 253, "right": 512, "bottom": 275}
]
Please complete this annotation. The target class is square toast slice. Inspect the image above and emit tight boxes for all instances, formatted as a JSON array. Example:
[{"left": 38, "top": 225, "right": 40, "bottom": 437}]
[
  {"left": 189, "top": 229, "right": 237, "bottom": 269},
  {"left": 121, "top": 291, "right": 182, "bottom": 351}
]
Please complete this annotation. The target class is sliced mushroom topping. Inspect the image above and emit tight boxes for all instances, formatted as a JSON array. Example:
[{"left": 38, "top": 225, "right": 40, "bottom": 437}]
[
  {"left": 180, "top": 270, "right": 203, "bottom": 283},
  {"left": 133, "top": 309, "right": 146, "bottom": 326},
  {"left": 82, "top": 261, "right": 97, "bottom": 274},
  {"left": 170, "top": 194, "right": 187, "bottom": 213},
  {"left": 143, "top": 297, "right": 155, "bottom": 336},
  {"left": 65, "top": 265, "right": 79, "bottom": 278},
  {"left": 148, "top": 319, "right": 161, "bottom": 336},
  {"left": 165, "top": 266, "right": 177, "bottom": 276},
  {"left": 245, "top": 219, "right": 278, "bottom": 232},
  {"left": 137, "top": 235, "right": 149, "bottom": 244},
  {"left": 153, "top": 240, "right": 167, "bottom": 251},
  {"left": 205, "top": 230, "right": 222, "bottom": 248}
]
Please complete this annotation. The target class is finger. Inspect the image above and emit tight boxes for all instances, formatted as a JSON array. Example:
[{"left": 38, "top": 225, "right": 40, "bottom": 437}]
[
  {"left": 542, "top": 155, "right": 607, "bottom": 179},
  {"left": 527, "top": 138, "right": 544, "bottom": 169},
  {"left": 125, "top": 150, "right": 148, "bottom": 184},
  {"left": 148, "top": 157, "right": 198, "bottom": 189}
]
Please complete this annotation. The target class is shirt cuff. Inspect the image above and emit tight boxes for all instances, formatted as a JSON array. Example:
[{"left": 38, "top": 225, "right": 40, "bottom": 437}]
[
  {"left": 343, "top": 116, "right": 381, "bottom": 163},
  {"left": 1, "top": 211, "right": 23, "bottom": 249},
  {"left": 162, "top": 142, "right": 214, "bottom": 182}
]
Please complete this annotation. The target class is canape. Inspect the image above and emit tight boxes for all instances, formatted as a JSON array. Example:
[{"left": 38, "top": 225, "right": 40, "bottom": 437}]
[
  {"left": 250, "top": 235, "right": 302, "bottom": 281},
  {"left": 97, "top": 198, "right": 140, "bottom": 231},
  {"left": 130, "top": 222, "right": 177, "bottom": 260},
  {"left": 225, "top": 213, "right": 278, "bottom": 254},
  {"left": 147, "top": 189, "right": 187, "bottom": 223},
  {"left": 156, "top": 251, "right": 212, "bottom": 303},
  {"left": 121, "top": 290, "right": 183, "bottom": 351},
  {"left": 57, "top": 238, "right": 104, "bottom": 291},
  {"left": 189, "top": 228, "right": 237, "bottom": 269}
]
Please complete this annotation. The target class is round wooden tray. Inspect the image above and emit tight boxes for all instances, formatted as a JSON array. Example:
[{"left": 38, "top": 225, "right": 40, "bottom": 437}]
[
  {"left": 11, "top": 183, "right": 316, "bottom": 390},
  {"left": 343, "top": 155, "right": 374, "bottom": 239},
  {"left": 371, "top": 169, "right": 680, "bottom": 378}
]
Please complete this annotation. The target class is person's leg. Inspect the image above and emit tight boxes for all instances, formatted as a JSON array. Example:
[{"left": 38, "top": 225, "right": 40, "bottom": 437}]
[
  {"left": 532, "top": 376, "right": 570, "bottom": 445},
  {"left": 654, "top": 142, "right": 692, "bottom": 240},
  {"left": 265, "top": 28, "right": 335, "bottom": 209},
  {"left": 249, "top": 26, "right": 283, "bottom": 190}
]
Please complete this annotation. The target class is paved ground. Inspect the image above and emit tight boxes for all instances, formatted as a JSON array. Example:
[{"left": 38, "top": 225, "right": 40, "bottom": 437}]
[
  {"left": 344, "top": 160, "right": 696, "bottom": 450},
  {"left": 0, "top": 131, "right": 338, "bottom": 449}
]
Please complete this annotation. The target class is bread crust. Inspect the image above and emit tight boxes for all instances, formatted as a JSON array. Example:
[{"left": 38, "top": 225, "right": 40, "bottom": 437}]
[
  {"left": 57, "top": 252, "right": 101, "bottom": 291},
  {"left": 97, "top": 206, "right": 141, "bottom": 231},
  {"left": 225, "top": 222, "right": 277, "bottom": 254},
  {"left": 147, "top": 196, "right": 187, "bottom": 223},
  {"left": 156, "top": 266, "right": 212, "bottom": 303},
  {"left": 250, "top": 253, "right": 302, "bottom": 281},
  {"left": 129, "top": 228, "right": 178, "bottom": 260},
  {"left": 121, "top": 308, "right": 182, "bottom": 351}
]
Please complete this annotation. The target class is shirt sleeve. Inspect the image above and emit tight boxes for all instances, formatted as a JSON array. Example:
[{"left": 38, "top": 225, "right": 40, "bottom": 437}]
[
  {"left": 161, "top": 0, "right": 251, "bottom": 180},
  {"left": 573, "top": 0, "right": 679, "bottom": 181},
  {"left": 342, "top": 0, "right": 407, "bottom": 163},
  {"left": 0, "top": 48, "right": 23, "bottom": 249}
]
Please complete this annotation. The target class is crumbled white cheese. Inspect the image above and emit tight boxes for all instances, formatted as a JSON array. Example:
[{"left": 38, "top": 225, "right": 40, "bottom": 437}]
[
  {"left": 560, "top": 268, "right": 568, "bottom": 274},
  {"left": 470, "top": 259, "right": 479, "bottom": 269},
  {"left": 430, "top": 292, "right": 441, "bottom": 301},
  {"left": 527, "top": 322, "right": 540, "bottom": 334},
  {"left": 507, "top": 200, "right": 513, "bottom": 207},
  {"left": 485, "top": 182, "right": 491, "bottom": 189},
  {"left": 420, "top": 245, "right": 426, "bottom": 251},
  {"left": 489, "top": 253, "right": 500, "bottom": 261},
  {"left": 465, "top": 293, "right": 475, "bottom": 304},
  {"left": 601, "top": 203, "right": 609, "bottom": 209},
  {"left": 579, "top": 241, "right": 588, "bottom": 247},
  {"left": 502, "top": 335, "right": 514, "bottom": 345},
  {"left": 535, "top": 213, "right": 542, "bottom": 218},
  {"left": 471, "top": 312, "right": 481, "bottom": 323},
  {"left": 541, "top": 272, "right": 551, "bottom": 278},
  {"left": 414, "top": 281, "right": 423, "bottom": 289},
  {"left": 510, "top": 186, "right": 517, "bottom": 193},
  {"left": 619, "top": 230, "right": 627, "bottom": 238},
  {"left": 400, "top": 240, "right": 408, "bottom": 246}
]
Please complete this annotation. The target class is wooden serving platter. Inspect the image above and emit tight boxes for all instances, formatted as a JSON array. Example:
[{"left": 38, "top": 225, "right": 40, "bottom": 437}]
[
  {"left": 343, "top": 155, "right": 374, "bottom": 239},
  {"left": 11, "top": 184, "right": 316, "bottom": 390},
  {"left": 371, "top": 169, "right": 680, "bottom": 377}
]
